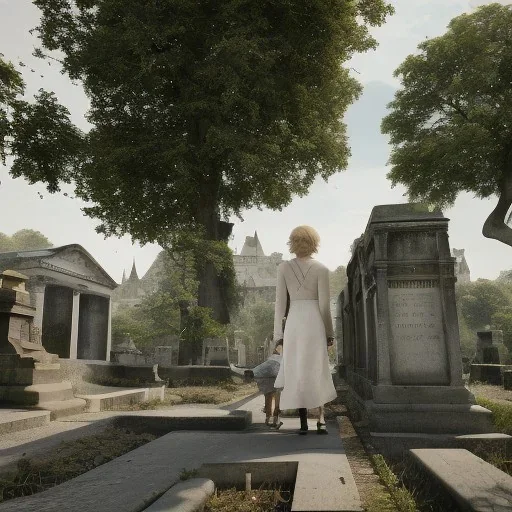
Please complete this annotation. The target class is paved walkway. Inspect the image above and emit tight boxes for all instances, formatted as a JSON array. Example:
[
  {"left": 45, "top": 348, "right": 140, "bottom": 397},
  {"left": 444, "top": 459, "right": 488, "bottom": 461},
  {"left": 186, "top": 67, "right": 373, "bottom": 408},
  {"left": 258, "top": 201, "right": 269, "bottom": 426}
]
[{"left": 0, "top": 394, "right": 361, "bottom": 511}]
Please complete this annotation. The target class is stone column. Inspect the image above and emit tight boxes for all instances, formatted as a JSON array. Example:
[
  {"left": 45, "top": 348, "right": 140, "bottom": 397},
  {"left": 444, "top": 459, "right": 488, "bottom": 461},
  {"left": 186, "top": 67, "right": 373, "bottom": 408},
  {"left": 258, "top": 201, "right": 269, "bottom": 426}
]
[
  {"left": 106, "top": 298, "right": 112, "bottom": 362},
  {"left": 69, "top": 291, "right": 80, "bottom": 359},
  {"left": 31, "top": 283, "right": 46, "bottom": 331}
]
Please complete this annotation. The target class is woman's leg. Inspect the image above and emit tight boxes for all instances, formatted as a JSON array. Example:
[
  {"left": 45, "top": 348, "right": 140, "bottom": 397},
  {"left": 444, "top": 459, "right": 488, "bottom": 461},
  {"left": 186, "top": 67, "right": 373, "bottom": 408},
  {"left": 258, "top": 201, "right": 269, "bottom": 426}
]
[
  {"left": 317, "top": 405, "right": 328, "bottom": 434},
  {"left": 271, "top": 391, "right": 283, "bottom": 429},
  {"left": 264, "top": 393, "right": 273, "bottom": 424},
  {"left": 298, "top": 408, "right": 308, "bottom": 434},
  {"left": 273, "top": 391, "right": 281, "bottom": 419}
]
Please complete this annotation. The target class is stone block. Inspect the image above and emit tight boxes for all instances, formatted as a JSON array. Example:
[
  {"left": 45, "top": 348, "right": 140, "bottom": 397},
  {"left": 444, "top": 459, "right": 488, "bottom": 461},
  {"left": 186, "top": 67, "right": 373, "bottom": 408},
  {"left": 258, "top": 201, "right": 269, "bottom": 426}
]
[
  {"left": 470, "top": 364, "right": 504, "bottom": 385},
  {"left": 504, "top": 370, "right": 512, "bottom": 390},
  {"left": 143, "top": 478, "right": 214, "bottom": 512},
  {"left": 482, "top": 346, "right": 500, "bottom": 364},
  {"left": 409, "top": 448, "right": 512, "bottom": 511},
  {"left": 368, "top": 403, "right": 493, "bottom": 434}
]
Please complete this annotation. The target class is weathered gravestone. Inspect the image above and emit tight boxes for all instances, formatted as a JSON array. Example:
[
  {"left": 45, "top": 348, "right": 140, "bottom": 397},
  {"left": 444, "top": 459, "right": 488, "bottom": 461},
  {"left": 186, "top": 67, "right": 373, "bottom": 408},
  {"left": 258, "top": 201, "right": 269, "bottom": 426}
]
[
  {"left": 470, "top": 330, "right": 510, "bottom": 385},
  {"left": 340, "top": 204, "right": 493, "bottom": 435},
  {"left": 474, "top": 330, "right": 503, "bottom": 364},
  {"left": 0, "top": 270, "right": 84, "bottom": 414},
  {"left": 202, "top": 337, "right": 229, "bottom": 366}
]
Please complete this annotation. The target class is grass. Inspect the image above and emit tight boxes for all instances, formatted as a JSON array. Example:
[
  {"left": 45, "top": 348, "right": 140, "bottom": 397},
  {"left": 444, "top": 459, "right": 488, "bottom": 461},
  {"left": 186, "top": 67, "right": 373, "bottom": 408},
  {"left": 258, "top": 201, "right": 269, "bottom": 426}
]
[
  {"left": 0, "top": 428, "right": 156, "bottom": 503},
  {"left": 476, "top": 396, "right": 512, "bottom": 435},
  {"left": 179, "top": 468, "right": 199, "bottom": 481},
  {"left": 370, "top": 455, "right": 418, "bottom": 512},
  {"left": 169, "top": 381, "right": 256, "bottom": 405},
  {"left": 205, "top": 488, "right": 292, "bottom": 512},
  {"left": 121, "top": 380, "right": 257, "bottom": 410}
]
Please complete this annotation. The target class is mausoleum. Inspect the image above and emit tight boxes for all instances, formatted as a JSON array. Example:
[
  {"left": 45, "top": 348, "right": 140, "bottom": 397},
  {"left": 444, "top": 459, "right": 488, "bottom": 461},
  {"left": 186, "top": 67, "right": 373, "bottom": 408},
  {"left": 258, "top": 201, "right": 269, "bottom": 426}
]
[{"left": 0, "top": 244, "right": 117, "bottom": 361}]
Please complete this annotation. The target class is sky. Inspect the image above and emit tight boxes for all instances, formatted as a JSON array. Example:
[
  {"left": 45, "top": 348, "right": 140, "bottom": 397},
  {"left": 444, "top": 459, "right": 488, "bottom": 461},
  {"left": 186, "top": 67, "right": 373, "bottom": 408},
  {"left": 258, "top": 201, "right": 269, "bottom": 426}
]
[{"left": 0, "top": 0, "right": 511, "bottom": 282}]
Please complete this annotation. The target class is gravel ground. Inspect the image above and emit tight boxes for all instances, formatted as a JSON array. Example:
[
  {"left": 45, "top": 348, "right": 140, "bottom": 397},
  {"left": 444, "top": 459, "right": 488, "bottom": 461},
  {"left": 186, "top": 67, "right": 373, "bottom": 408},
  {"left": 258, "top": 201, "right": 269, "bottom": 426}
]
[{"left": 467, "top": 382, "right": 512, "bottom": 404}]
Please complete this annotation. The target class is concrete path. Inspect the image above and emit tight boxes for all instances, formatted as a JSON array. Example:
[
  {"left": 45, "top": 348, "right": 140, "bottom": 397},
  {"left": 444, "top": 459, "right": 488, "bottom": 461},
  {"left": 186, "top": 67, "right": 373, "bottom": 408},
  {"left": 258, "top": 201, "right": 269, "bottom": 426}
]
[{"left": 0, "top": 395, "right": 361, "bottom": 512}]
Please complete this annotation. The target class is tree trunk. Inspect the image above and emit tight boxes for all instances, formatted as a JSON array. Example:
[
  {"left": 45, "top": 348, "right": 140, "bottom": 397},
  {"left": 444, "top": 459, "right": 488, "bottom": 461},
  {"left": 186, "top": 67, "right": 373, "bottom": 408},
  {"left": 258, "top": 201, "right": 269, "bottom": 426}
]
[
  {"left": 178, "top": 299, "right": 192, "bottom": 365},
  {"left": 196, "top": 216, "right": 233, "bottom": 324}
]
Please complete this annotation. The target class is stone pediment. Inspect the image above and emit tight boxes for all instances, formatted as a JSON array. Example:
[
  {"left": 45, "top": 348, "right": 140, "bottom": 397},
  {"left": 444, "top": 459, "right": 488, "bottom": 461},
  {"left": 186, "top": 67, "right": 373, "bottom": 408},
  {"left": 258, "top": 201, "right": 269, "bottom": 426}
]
[{"left": 0, "top": 245, "right": 117, "bottom": 290}]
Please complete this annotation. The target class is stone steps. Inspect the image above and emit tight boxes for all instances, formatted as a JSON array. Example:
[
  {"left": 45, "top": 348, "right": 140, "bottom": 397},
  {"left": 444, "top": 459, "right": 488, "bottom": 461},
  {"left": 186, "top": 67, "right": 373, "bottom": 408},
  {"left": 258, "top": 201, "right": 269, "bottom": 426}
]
[
  {"left": 0, "top": 381, "right": 72, "bottom": 405},
  {"left": 0, "top": 409, "right": 51, "bottom": 435},
  {"left": 37, "top": 398, "right": 87, "bottom": 420}
]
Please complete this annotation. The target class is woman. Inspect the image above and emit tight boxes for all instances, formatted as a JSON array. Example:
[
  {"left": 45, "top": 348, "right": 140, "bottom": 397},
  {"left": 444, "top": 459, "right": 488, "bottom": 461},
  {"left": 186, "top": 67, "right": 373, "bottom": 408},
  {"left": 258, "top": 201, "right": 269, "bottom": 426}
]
[{"left": 273, "top": 225, "right": 337, "bottom": 434}]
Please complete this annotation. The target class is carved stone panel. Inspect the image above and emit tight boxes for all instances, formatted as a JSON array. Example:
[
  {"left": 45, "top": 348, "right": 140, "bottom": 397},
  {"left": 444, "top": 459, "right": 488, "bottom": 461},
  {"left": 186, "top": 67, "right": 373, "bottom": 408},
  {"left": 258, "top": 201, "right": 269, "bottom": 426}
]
[{"left": 388, "top": 280, "right": 449, "bottom": 385}]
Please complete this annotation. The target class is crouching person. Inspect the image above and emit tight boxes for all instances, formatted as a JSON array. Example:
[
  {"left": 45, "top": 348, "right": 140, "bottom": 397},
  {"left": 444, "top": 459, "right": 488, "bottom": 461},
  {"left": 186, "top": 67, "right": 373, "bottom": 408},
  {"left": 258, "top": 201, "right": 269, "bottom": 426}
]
[{"left": 244, "top": 340, "right": 283, "bottom": 429}]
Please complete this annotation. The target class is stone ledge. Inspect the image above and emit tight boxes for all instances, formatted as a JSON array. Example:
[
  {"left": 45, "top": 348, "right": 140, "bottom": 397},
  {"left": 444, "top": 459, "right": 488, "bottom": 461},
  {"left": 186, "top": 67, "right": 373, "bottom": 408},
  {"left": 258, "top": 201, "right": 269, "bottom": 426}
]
[
  {"left": 142, "top": 478, "right": 214, "bottom": 512},
  {"left": 76, "top": 388, "right": 148, "bottom": 412},
  {"left": 111, "top": 409, "right": 252, "bottom": 435},
  {"left": 410, "top": 448, "right": 512, "bottom": 511},
  {"left": 0, "top": 409, "right": 50, "bottom": 435}
]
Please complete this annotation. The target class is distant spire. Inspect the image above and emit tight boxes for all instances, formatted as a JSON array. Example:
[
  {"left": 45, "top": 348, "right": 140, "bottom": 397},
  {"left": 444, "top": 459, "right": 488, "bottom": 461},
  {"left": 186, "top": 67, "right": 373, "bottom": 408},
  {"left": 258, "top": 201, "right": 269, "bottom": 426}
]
[
  {"left": 122, "top": 269, "right": 127, "bottom": 284},
  {"left": 129, "top": 259, "right": 139, "bottom": 280}
]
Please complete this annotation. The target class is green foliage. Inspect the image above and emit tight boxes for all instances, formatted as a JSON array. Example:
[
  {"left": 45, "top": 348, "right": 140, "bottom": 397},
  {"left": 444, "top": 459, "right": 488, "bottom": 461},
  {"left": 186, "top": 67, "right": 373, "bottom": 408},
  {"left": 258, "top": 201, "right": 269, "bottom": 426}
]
[
  {"left": 0, "top": 229, "right": 52, "bottom": 252},
  {"left": 457, "top": 312, "right": 475, "bottom": 358},
  {"left": 230, "top": 296, "right": 275, "bottom": 349},
  {"left": 182, "top": 305, "right": 226, "bottom": 345},
  {"left": 179, "top": 468, "right": 198, "bottom": 481},
  {"left": 21, "top": 0, "right": 391, "bottom": 240},
  {"left": 476, "top": 397, "right": 512, "bottom": 435},
  {"left": 330, "top": 265, "right": 348, "bottom": 298},
  {"left": 0, "top": 55, "right": 83, "bottom": 188},
  {"left": 491, "top": 308, "right": 512, "bottom": 355},
  {"left": 382, "top": 3, "right": 512, "bottom": 208},
  {"left": 456, "top": 279, "right": 510, "bottom": 331},
  {"left": 370, "top": 455, "right": 418, "bottom": 512}
]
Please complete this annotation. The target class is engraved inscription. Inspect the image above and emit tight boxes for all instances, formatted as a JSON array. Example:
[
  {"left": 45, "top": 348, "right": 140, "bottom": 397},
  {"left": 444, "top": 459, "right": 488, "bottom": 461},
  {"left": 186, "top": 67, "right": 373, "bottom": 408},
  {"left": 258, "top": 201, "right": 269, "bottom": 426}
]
[{"left": 388, "top": 280, "right": 449, "bottom": 385}]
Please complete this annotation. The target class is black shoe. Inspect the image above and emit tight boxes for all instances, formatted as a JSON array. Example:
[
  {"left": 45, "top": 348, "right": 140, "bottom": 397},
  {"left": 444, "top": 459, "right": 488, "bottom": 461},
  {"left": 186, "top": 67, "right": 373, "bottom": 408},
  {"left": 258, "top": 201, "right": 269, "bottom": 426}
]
[
  {"left": 298, "top": 426, "right": 308, "bottom": 435},
  {"left": 317, "top": 422, "right": 328, "bottom": 435}
]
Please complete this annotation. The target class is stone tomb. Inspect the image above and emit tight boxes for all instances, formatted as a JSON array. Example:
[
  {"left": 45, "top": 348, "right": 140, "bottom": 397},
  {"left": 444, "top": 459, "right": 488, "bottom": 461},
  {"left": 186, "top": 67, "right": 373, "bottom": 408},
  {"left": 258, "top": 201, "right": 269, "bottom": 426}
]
[
  {"left": 340, "top": 204, "right": 493, "bottom": 435},
  {"left": 0, "top": 245, "right": 117, "bottom": 361}
]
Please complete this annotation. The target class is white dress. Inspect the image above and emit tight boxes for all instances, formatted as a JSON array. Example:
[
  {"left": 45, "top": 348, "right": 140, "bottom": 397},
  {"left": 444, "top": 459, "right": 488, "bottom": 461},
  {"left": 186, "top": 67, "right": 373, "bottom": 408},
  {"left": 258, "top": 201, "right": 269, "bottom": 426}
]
[{"left": 273, "top": 258, "right": 337, "bottom": 410}]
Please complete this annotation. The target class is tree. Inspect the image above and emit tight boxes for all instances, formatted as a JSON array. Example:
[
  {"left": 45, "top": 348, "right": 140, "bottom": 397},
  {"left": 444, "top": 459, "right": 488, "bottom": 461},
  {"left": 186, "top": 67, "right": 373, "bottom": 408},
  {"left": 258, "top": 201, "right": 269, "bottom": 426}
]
[
  {"left": 230, "top": 296, "right": 275, "bottom": 357},
  {"left": 330, "top": 265, "right": 348, "bottom": 298},
  {"left": 0, "top": 55, "right": 83, "bottom": 188},
  {"left": 11, "top": 0, "right": 393, "bottom": 325},
  {"left": 0, "top": 229, "right": 52, "bottom": 252},
  {"left": 382, "top": 4, "right": 512, "bottom": 247},
  {"left": 456, "top": 279, "right": 510, "bottom": 331}
]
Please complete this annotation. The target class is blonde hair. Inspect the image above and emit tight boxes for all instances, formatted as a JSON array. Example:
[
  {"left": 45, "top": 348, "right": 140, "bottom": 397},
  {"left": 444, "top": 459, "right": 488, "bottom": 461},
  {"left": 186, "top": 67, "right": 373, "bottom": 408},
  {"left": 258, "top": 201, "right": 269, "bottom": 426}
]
[{"left": 287, "top": 225, "right": 320, "bottom": 257}]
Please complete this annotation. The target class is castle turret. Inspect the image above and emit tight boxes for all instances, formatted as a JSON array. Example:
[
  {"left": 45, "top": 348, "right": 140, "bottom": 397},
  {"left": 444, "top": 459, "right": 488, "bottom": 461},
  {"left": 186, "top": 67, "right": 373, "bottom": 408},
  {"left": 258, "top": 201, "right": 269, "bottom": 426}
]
[{"left": 129, "top": 259, "right": 139, "bottom": 281}]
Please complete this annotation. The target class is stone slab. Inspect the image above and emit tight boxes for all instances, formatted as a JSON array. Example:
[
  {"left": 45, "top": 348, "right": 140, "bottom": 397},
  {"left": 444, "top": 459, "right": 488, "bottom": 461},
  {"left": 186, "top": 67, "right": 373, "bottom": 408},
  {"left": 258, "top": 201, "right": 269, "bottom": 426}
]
[
  {"left": 292, "top": 458, "right": 362, "bottom": 512},
  {"left": 143, "top": 478, "right": 214, "bottom": 512},
  {"left": 410, "top": 448, "right": 512, "bottom": 511},
  {"left": 76, "top": 388, "right": 148, "bottom": 412},
  {"left": 0, "top": 423, "right": 360, "bottom": 512},
  {"left": 0, "top": 409, "right": 50, "bottom": 435},
  {"left": 367, "top": 402, "right": 493, "bottom": 434},
  {"left": 112, "top": 409, "right": 252, "bottom": 434}
]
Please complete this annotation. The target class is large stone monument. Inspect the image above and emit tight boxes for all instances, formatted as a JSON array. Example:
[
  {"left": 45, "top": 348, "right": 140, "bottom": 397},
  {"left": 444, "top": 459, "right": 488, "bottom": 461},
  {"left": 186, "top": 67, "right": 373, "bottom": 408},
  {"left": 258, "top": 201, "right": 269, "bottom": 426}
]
[
  {"left": 0, "top": 270, "right": 85, "bottom": 415},
  {"left": 340, "top": 204, "right": 493, "bottom": 435}
]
